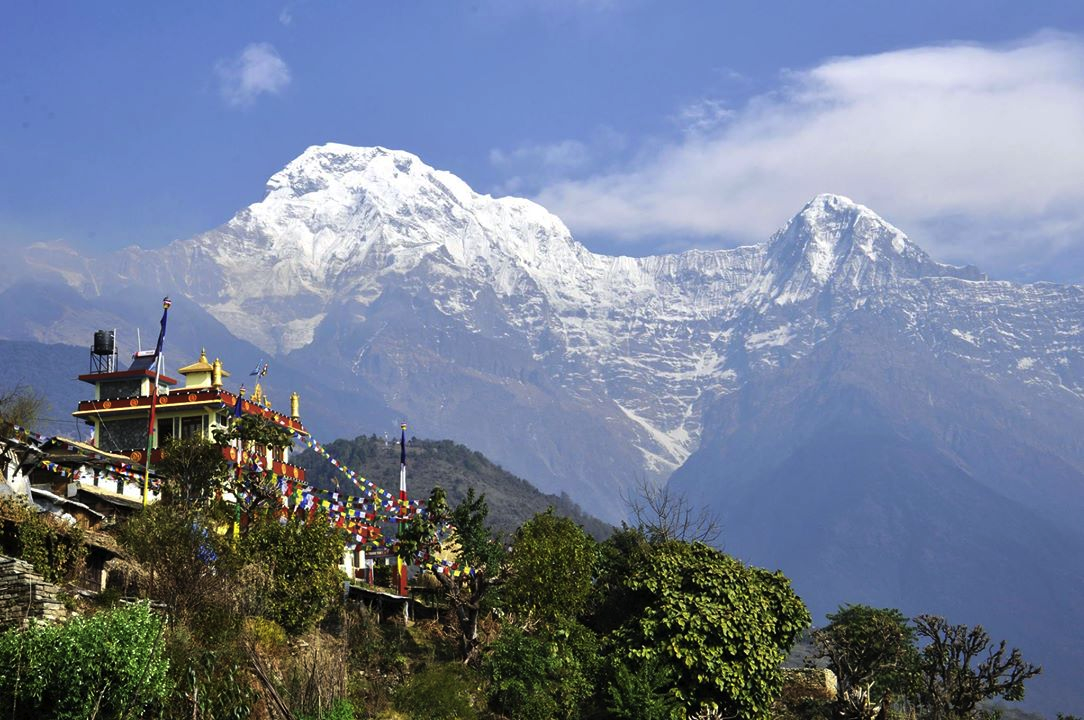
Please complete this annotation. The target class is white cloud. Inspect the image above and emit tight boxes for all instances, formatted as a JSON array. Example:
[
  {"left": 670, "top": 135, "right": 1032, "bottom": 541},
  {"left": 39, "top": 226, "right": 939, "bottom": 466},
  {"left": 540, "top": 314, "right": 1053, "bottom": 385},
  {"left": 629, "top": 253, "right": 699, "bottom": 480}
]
[
  {"left": 489, "top": 129, "right": 626, "bottom": 196},
  {"left": 490, "top": 139, "right": 592, "bottom": 173},
  {"left": 534, "top": 33, "right": 1084, "bottom": 277},
  {"left": 216, "top": 43, "right": 292, "bottom": 108},
  {"left": 673, "top": 97, "right": 734, "bottom": 135}
]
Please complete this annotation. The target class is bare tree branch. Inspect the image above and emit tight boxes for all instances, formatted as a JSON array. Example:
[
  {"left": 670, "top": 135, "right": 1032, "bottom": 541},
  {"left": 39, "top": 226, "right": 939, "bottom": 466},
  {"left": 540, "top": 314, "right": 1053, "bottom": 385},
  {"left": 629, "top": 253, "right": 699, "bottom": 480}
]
[{"left": 622, "top": 476, "right": 722, "bottom": 545}]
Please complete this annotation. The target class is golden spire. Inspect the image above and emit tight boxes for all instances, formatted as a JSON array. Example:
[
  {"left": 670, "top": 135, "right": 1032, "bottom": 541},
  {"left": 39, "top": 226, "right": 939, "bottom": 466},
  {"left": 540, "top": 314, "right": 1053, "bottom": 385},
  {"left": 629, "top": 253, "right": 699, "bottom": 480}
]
[{"left": 290, "top": 391, "right": 300, "bottom": 419}]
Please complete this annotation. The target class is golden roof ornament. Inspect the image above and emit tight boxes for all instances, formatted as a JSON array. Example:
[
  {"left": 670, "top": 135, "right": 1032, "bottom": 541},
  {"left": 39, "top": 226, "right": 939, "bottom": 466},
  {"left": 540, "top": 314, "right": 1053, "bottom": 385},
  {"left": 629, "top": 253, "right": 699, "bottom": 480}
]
[
  {"left": 177, "top": 348, "right": 215, "bottom": 374},
  {"left": 211, "top": 358, "right": 225, "bottom": 388}
]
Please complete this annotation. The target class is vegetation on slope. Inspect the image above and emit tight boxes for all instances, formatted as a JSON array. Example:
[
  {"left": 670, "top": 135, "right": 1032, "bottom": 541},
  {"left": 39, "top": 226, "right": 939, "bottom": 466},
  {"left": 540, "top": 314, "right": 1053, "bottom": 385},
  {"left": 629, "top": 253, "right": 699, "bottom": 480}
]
[
  {"left": 295, "top": 433, "right": 613, "bottom": 539},
  {"left": 0, "top": 415, "right": 1050, "bottom": 720}
]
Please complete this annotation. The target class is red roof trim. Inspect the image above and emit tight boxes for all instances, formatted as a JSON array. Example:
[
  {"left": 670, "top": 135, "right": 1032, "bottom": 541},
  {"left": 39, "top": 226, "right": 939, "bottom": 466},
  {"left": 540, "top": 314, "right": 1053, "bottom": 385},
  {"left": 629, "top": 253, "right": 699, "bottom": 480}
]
[
  {"left": 74, "top": 389, "right": 308, "bottom": 435},
  {"left": 78, "top": 369, "right": 179, "bottom": 386}
]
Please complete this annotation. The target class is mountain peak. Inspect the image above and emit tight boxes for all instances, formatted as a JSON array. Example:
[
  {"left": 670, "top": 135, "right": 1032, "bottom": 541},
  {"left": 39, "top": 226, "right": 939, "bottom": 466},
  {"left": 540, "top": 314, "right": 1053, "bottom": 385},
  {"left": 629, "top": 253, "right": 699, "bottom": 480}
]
[
  {"left": 265, "top": 143, "right": 437, "bottom": 199},
  {"left": 761, "top": 194, "right": 981, "bottom": 302}
]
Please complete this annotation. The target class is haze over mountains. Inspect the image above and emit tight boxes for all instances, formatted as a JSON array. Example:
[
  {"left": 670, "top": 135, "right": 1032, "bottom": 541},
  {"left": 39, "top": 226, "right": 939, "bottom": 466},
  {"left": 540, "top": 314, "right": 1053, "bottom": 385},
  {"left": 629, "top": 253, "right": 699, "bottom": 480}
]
[{"left": 3, "top": 143, "right": 1084, "bottom": 712}]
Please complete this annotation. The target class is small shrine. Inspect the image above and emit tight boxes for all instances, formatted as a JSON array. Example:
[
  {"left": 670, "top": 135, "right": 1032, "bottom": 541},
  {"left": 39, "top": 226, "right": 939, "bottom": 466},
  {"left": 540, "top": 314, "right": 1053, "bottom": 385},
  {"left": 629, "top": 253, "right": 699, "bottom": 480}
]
[{"left": 73, "top": 339, "right": 308, "bottom": 484}]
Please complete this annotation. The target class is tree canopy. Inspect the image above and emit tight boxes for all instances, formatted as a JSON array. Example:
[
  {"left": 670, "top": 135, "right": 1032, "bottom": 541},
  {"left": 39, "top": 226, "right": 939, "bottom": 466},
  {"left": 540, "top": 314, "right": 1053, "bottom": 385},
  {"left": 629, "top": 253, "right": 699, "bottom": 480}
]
[
  {"left": 502, "top": 508, "right": 598, "bottom": 627},
  {"left": 914, "top": 614, "right": 1041, "bottom": 720},
  {"left": 607, "top": 539, "right": 810, "bottom": 719},
  {"left": 812, "top": 604, "right": 919, "bottom": 719}
]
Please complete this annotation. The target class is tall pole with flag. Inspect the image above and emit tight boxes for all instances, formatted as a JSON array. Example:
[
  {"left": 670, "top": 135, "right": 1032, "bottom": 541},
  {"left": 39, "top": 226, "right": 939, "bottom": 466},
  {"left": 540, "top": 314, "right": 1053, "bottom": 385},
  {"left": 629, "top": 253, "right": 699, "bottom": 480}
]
[
  {"left": 397, "top": 422, "right": 408, "bottom": 596},
  {"left": 142, "top": 297, "right": 172, "bottom": 507},
  {"left": 232, "top": 385, "right": 246, "bottom": 540}
]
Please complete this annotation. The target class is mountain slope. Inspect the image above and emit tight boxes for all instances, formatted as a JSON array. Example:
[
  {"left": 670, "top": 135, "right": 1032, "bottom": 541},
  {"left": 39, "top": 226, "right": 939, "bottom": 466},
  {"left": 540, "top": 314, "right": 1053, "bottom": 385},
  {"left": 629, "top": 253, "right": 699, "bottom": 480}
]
[
  {"left": 295, "top": 434, "right": 612, "bottom": 539},
  {"left": 669, "top": 305, "right": 1084, "bottom": 713},
  {"left": 40, "top": 146, "right": 1080, "bottom": 520}
]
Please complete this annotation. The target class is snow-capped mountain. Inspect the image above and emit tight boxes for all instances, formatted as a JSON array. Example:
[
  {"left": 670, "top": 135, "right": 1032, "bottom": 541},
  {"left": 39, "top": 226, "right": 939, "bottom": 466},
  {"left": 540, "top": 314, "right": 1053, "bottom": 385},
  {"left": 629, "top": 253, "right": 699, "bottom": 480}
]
[
  {"left": 24, "top": 144, "right": 1084, "bottom": 504},
  {"left": 8, "top": 142, "right": 1084, "bottom": 711}
]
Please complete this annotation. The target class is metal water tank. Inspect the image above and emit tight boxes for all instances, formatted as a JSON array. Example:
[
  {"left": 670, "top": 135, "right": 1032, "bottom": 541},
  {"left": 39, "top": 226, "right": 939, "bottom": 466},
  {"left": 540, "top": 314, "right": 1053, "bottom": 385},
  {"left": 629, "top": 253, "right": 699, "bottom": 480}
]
[{"left": 93, "top": 330, "right": 115, "bottom": 356}]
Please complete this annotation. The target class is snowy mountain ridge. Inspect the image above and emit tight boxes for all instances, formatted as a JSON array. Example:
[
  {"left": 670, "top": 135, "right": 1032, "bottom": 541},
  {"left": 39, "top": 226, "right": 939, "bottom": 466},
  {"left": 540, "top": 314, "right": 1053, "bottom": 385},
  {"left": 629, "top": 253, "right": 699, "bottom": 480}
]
[
  {"left": 170, "top": 144, "right": 977, "bottom": 358},
  {"left": 35, "top": 143, "right": 1084, "bottom": 489}
]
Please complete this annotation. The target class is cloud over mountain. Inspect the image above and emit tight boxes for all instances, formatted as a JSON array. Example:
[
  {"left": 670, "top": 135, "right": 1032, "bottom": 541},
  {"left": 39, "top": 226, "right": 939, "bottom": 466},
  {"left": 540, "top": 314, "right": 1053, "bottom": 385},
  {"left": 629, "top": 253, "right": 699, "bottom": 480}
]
[
  {"left": 535, "top": 33, "right": 1084, "bottom": 281},
  {"left": 215, "top": 42, "right": 292, "bottom": 108}
]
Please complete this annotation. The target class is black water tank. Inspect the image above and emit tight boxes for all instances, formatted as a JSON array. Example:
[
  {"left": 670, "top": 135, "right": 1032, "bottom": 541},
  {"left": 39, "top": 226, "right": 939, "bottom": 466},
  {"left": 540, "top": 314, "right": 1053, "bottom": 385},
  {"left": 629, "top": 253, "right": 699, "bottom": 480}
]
[{"left": 93, "top": 330, "right": 115, "bottom": 356}]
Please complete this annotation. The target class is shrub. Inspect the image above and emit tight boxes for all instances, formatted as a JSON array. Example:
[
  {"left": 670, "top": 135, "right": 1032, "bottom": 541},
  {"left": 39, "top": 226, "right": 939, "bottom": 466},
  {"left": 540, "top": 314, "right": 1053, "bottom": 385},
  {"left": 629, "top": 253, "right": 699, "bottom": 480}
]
[
  {"left": 484, "top": 619, "right": 601, "bottom": 720},
  {"left": 394, "top": 663, "right": 482, "bottom": 720},
  {"left": 608, "top": 541, "right": 810, "bottom": 719},
  {"left": 0, "top": 601, "right": 170, "bottom": 719},
  {"left": 240, "top": 511, "right": 347, "bottom": 635},
  {"left": 0, "top": 495, "right": 85, "bottom": 584},
  {"left": 152, "top": 628, "right": 257, "bottom": 720}
]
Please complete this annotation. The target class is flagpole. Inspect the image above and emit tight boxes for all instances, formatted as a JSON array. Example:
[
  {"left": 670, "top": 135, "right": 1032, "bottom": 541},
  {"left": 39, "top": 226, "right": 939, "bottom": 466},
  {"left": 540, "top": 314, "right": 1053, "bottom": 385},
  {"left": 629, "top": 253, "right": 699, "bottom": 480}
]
[
  {"left": 397, "top": 422, "right": 408, "bottom": 596},
  {"left": 143, "top": 297, "right": 172, "bottom": 507},
  {"left": 233, "top": 385, "right": 246, "bottom": 540}
]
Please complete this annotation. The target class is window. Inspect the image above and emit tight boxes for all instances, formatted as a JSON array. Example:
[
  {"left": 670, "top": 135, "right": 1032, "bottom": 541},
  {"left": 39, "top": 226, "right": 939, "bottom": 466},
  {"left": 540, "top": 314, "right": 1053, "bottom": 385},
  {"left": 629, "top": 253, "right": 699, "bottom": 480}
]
[
  {"left": 157, "top": 418, "right": 175, "bottom": 446},
  {"left": 181, "top": 415, "right": 206, "bottom": 439}
]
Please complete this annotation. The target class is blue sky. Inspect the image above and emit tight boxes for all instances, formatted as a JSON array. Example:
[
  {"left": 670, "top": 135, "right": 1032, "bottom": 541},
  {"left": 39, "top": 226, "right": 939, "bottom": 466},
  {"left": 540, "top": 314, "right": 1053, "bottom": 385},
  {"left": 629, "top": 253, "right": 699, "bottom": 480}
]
[{"left": 3, "top": 2, "right": 1084, "bottom": 281}]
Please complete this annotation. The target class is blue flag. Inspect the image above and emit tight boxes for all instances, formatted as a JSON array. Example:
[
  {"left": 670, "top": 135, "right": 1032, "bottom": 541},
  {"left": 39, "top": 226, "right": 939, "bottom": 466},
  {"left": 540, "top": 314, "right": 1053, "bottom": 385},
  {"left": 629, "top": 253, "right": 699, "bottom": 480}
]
[{"left": 153, "top": 297, "right": 172, "bottom": 358}]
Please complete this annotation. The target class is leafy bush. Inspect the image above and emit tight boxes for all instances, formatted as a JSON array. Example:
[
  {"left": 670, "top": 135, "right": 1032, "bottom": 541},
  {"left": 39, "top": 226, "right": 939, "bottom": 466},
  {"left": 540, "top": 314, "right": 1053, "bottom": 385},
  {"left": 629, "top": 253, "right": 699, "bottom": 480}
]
[
  {"left": 606, "top": 655, "right": 680, "bottom": 720},
  {"left": 119, "top": 503, "right": 238, "bottom": 637},
  {"left": 151, "top": 624, "right": 257, "bottom": 720},
  {"left": 240, "top": 510, "right": 346, "bottom": 635},
  {"left": 502, "top": 509, "right": 598, "bottom": 626},
  {"left": 811, "top": 604, "right": 918, "bottom": 718},
  {"left": 608, "top": 540, "right": 810, "bottom": 719},
  {"left": 394, "top": 663, "right": 482, "bottom": 720},
  {"left": 298, "top": 699, "right": 357, "bottom": 720},
  {"left": 0, "top": 601, "right": 170, "bottom": 719},
  {"left": 0, "top": 494, "right": 85, "bottom": 583},
  {"left": 484, "top": 619, "right": 601, "bottom": 720}
]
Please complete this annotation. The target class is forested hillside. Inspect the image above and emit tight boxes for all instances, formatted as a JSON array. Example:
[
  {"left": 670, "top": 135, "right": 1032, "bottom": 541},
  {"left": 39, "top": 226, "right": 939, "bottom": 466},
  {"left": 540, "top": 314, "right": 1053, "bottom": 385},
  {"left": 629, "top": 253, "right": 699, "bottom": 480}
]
[{"left": 295, "top": 434, "right": 613, "bottom": 539}]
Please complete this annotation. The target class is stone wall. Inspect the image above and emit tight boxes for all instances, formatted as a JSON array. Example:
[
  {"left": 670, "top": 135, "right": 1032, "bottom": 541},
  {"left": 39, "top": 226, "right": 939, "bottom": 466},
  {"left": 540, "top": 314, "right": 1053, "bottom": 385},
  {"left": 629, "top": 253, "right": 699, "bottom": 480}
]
[{"left": 0, "top": 555, "right": 71, "bottom": 629}]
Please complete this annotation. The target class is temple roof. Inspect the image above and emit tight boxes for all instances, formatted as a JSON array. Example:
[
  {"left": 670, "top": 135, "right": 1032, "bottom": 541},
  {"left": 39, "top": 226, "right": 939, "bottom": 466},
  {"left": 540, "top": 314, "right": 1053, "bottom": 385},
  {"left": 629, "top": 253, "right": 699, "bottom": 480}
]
[{"left": 177, "top": 349, "right": 214, "bottom": 374}]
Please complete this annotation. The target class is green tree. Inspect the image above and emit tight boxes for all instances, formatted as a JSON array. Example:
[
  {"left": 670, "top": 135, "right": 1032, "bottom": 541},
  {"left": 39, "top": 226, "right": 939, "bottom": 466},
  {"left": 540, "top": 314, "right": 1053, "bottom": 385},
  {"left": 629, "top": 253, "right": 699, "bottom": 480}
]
[
  {"left": 811, "top": 605, "right": 918, "bottom": 720},
  {"left": 587, "top": 525, "right": 654, "bottom": 635},
  {"left": 502, "top": 509, "right": 598, "bottom": 627},
  {"left": 156, "top": 435, "right": 230, "bottom": 508},
  {"left": 213, "top": 412, "right": 294, "bottom": 528},
  {"left": 913, "top": 614, "right": 1041, "bottom": 720},
  {"left": 0, "top": 385, "right": 48, "bottom": 431},
  {"left": 241, "top": 510, "right": 346, "bottom": 635},
  {"left": 120, "top": 503, "right": 237, "bottom": 636},
  {"left": 484, "top": 619, "right": 601, "bottom": 720},
  {"left": 608, "top": 540, "right": 810, "bottom": 719},
  {"left": 426, "top": 487, "right": 506, "bottom": 661},
  {"left": 0, "top": 601, "right": 171, "bottom": 720}
]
